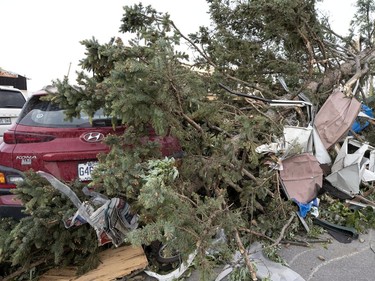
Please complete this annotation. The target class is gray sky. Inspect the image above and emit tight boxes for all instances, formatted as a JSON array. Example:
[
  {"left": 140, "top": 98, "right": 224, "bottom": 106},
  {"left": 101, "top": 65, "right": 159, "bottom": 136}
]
[{"left": 1, "top": 0, "right": 355, "bottom": 93}]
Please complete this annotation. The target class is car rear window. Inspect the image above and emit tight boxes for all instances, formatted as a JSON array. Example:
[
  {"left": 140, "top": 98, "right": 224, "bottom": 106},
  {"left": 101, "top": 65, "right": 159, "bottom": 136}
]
[
  {"left": 0, "top": 89, "right": 26, "bottom": 108},
  {"left": 18, "top": 95, "right": 116, "bottom": 128}
]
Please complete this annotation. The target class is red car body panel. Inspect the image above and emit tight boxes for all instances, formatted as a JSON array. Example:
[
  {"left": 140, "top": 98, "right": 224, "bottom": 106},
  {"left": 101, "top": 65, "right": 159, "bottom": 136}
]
[
  {"left": 3, "top": 125, "right": 121, "bottom": 181},
  {"left": 0, "top": 88, "right": 182, "bottom": 197}
]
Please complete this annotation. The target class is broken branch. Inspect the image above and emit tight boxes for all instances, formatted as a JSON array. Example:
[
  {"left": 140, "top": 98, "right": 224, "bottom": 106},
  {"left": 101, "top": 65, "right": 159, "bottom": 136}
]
[
  {"left": 238, "top": 227, "right": 275, "bottom": 243},
  {"left": 270, "top": 212, "right": 297, "bottom": 248},
  {"left": 3, "top": 259, "right": 47, "bottom": 281},
  {"left": 234, "top": 229, "right": 258, "bottom": 281}
]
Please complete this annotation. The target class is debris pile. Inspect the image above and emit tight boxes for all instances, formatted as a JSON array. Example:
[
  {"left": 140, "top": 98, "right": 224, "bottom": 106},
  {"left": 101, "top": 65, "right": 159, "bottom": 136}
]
[
  {"left": 1, "top": 85, "right": 375, "bottom": 281},
  {"left": 222, "top": 84, "right": 375, "bottom": 243}
]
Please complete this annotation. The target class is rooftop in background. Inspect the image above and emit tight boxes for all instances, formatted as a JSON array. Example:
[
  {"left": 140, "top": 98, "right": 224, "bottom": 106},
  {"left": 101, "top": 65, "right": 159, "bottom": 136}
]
[{"left": 0, "top": 68, "right": 27, "bottom": 91}]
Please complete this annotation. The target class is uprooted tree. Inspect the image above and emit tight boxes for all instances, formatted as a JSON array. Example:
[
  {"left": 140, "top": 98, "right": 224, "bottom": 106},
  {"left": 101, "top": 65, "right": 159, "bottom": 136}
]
[{"left": 2, "top": 0, "right": 375, "bottom": 280}]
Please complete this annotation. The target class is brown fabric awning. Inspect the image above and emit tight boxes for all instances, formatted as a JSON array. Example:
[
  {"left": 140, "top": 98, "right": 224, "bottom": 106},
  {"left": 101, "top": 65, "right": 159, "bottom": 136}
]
[
  {"left": 314, "top": 89, "right": 361, "bottom": 150},
  {"left": 279, "top": 153, "right": 323, "bottom": 204}
]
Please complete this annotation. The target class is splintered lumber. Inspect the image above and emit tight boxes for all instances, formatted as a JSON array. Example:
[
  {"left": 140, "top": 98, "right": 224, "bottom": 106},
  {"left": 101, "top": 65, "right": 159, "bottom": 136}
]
[{"left": 39, "top": 245, "right": 148, "bottom": 281}]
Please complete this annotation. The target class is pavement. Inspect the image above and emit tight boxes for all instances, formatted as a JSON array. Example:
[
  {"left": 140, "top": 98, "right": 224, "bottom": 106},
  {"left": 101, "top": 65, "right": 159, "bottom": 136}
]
[
  {"left": 136, "top": 228, "right": 375, "bottom": 281},
  {"left": 279, "top": 228, "right": 375, "bottom": 281}
]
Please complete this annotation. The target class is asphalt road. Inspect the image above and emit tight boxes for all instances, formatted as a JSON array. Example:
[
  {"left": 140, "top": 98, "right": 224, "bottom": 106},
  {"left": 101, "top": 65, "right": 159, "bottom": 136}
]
[{"left": 133, "top": 228, "right": 375, "bottom": 281}]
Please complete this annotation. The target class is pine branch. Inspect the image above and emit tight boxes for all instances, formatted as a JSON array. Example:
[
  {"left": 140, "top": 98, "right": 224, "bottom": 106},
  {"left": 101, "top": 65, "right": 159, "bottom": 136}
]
[
  {"left": 238, "top": 227, "right": 275, "bottom": 243},
  {"left": 269, "top": 212, "right": 296, "bottom": 248},
  {"left": 243, "top": 98, "right": 283, "bottom": 130},
  {"left": 180, "top": 112, "right": 204, "bottom": 133},
  {"left": 169, "top": 20, "right": 217, "bottom": 69},
  {"left": 169, "top": 19, "right": 278, "bottom": 99},
  {"left": 169, "top": 79, "right": 204, "bottom": 134},
  {"left": 3, "top": 259, "right": 47, "bottom": 281},
  {"left": 234, "top": 229, "right": 258, "bottom": 281}
]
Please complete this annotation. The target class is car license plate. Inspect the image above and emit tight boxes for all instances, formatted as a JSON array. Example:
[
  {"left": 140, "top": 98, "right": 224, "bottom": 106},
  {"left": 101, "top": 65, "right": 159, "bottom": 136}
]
[
  {"left": 78, "top": 161, "right": 98, "bottom": 181},
  {"left": 0, "top": 117, "right": 11, "bottom": 125}
]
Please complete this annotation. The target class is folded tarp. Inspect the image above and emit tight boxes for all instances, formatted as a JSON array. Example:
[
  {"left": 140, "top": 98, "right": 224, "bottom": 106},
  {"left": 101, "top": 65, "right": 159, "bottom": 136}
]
[{"left": 351, "top": 104, "right": 373, "bottom": 133}]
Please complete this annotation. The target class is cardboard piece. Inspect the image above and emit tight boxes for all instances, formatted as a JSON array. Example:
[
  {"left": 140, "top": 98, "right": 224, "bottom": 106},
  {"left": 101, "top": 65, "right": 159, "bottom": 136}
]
[{"left": 39, "top": 245, "right": 148, "bottom": 281}]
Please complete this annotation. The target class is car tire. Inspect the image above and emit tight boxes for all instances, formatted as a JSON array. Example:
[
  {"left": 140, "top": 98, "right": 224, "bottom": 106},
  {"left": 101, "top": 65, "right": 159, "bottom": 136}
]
[{"left": 151, "top": 240, "right": 181, "bottom": 264}]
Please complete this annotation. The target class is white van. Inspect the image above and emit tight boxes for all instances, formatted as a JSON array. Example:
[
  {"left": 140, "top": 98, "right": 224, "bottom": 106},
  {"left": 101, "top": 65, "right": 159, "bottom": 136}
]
[{"left": 0, "top": 86, "right": 28, "bottom": 142}]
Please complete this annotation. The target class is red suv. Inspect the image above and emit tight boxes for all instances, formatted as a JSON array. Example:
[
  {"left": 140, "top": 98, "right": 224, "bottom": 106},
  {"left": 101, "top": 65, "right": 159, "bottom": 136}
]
[{"left": 0, "top": 87, "right": 182, "bottom": 210}]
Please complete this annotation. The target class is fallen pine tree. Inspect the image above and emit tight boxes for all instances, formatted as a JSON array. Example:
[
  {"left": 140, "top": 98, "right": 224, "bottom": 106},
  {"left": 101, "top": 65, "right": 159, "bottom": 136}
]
[{"left": 1, "top": 1, "right": 375, "bottom": 280}]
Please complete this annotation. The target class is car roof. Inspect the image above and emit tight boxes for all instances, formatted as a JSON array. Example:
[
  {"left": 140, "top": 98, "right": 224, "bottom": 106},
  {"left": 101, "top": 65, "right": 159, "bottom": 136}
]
[
  {"left": 0, "top": 86, "right": 28, "bottom": 100},
  {"left": 0, "top": 86, "right": 23, "bottom": 92}
]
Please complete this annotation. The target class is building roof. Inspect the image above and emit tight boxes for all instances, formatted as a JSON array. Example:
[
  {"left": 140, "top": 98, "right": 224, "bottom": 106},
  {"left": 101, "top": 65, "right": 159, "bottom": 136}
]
[
  {"left": 0, "top": 67, "right": 27, "bottom": 90},
  {"left": 0, "top": 67, "right": 19, "bottom": 78}
]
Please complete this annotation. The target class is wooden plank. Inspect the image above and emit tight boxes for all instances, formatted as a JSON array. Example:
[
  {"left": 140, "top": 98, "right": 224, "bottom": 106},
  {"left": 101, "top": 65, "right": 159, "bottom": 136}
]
[
  {"left": 39, "top": 267, "right": 77, "bottom": 281},
  {"left": 40, "top": 245, "right": 148, "bottom": 281}
]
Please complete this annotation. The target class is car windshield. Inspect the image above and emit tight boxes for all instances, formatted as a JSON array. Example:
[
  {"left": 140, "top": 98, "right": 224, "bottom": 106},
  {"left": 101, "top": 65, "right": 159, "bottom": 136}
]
[
  {"left": 18, "top": 95, "right": 116, "bottom": 128},
  {"left": 0, "top": 89, "right": 26, "bottom": 108}
]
